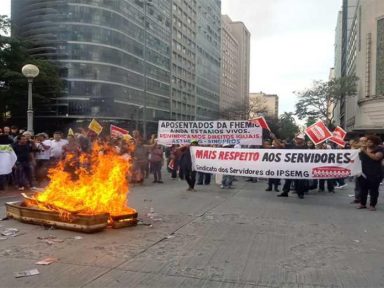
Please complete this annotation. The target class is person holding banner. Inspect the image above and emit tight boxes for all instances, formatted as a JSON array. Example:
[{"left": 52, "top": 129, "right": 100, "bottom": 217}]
[
  {"left": 264, "top": 139, "right": 281, "bottom": 192},
  {"left": 275, "top": 133, "right": 308, "bottom": 199},
  {"left": 179, "top": 139, "right": 199, "bottom": 191},
  {"left": 221, "top": 143, "right": 235, "bottom": 189},
  {"left": 316, "top": 143, "right": 336, "bottom": 193},
  {"left": 357, "top": 135, "right": 384, "bottom": 211}
]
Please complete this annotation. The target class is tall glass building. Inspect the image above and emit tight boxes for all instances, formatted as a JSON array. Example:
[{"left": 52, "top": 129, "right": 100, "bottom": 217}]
[
  {"left": 12, "top": 0, "right": 221, "bottom": 131},
  {"left": 170, "top": 0, "right": 221, "bottom": 121}
]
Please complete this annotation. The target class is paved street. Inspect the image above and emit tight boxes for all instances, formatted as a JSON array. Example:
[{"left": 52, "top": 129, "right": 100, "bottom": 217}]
[{"left": 1, "top": 177, "right": 384, "bottom": 288}]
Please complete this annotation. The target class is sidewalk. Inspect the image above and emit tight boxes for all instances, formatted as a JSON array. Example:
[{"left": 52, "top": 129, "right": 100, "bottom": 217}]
[{"left": 0, "top": 177, "right": 383, "bottom": 287}]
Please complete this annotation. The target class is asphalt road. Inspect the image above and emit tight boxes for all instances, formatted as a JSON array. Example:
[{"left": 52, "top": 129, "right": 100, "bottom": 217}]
[{"left": 0, "top": 177, "right": 383, "bottom": 288}]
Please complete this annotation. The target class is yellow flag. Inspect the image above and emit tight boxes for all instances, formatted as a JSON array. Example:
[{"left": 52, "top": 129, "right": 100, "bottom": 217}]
[
  {"left": 68, "top": 128, "right": 74, "bottom": 136},
  {"left": 88, "top": 119, "right": 103, "bottom": 135}
]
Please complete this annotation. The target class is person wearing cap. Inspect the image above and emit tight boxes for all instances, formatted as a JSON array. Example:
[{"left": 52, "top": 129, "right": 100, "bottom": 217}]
[
  {"left": 274, "top": 133, "right": 307, "bottom": 199},
  {"left": 178, "top": 139, "right": 199, "bottom": 191}
]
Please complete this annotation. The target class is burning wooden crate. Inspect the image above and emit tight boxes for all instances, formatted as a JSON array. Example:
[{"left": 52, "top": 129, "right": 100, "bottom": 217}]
[
  {"left": 5, "top": 142, "right": 140, "bottom": 233},
  {"left": 5, "top": 201, "right": 138, "bottom": 233},
  {"left": 5, "top": 201, "right": 109, "bottom": 233}
]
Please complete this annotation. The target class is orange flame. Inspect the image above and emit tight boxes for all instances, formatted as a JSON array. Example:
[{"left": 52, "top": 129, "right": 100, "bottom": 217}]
[{"left": 30, "top": 143, "right": 135, "bottom": 217}]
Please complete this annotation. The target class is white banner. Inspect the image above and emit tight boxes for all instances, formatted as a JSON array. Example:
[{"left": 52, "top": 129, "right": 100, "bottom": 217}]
[
  {"left": 157, "top": 121, "right": 262, "bottom": 146},
  {"left": 0, "top": 145, "right": 17, "bottom": 175},
  {"left": 190, "top": 147, "right": 362, "bottom": 179}
]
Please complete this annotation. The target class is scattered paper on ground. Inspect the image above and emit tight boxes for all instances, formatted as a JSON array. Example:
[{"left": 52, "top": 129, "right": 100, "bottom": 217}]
[
  {"left": 14, "top": 269, "right": 40, "bottom": 278},
  {"left": 36, "top": 257, "right": 58, "bottom": 265}
]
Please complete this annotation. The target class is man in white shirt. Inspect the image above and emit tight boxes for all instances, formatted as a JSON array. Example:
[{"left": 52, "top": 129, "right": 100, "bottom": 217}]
[
  {"left": 50, "top": 131, "right": 68, "bottom": 164},
  {"left": 35, "top": 133, "right": 51, "bottom": 184}
]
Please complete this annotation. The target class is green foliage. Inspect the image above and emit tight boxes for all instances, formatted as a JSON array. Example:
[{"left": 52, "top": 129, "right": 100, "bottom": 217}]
[
  {"left": 262, "top": 113, "right": 299, "bottom": 141},
  {"left": 295, "top": 75, "right": 358, "bottom": 127},
  {"left": 277, "top": 112, "right": 299, "bottom": 140},
  {"left": 0, "top": 15, "right": 62, "bottom": 125}
]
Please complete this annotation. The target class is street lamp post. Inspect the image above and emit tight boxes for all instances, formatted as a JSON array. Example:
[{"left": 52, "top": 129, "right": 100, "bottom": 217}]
[
  {"left": 140, "top": 0, "right": 154, "bottom": 140},
  {"left": 22, "top": 64, "right": 39, "bottom": 133}
]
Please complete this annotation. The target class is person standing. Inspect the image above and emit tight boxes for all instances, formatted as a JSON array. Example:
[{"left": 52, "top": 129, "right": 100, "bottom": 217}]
[
  {"left": 275, "top": 133, "right": 308, "bottom": 199},
  {"left": 357, "top": 135, "right": 384, "bottom": 211},
  {"left": 263, "top": 139, "right": 280, "bottom": 192},
  {"left": 221, "top": 144, "right": 234, "bottom": 189},
  {"left": 351, "top": 137, "right": 366, "bottom": 204},
  {"left": 49, "top": 131, "right": 68, "bottom": 166},
  {"left": 0, "top": 134, "right": 14, "bottom": 191},
  {"left": 34, "top": 133, "right": 51, "bottom": 184},
  {"left": 150, "top": 143, "right": 164, "bottom": 183},
  {"left": 12, "top": 135, "right": 33, "bottom": 190}
]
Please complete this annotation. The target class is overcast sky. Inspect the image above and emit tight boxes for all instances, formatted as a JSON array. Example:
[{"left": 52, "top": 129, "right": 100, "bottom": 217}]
[{"left": 1, "top": 0, "right": 342, "bottom": 114}]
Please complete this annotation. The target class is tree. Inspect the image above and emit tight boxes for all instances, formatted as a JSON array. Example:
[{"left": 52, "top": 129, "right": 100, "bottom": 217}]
[
  {"left": 278, "top": 112, "right": 300, "bottom": 140},
  {"left": 0, "top": 15, "right": 62, "bottom": 126},
  {"left": 295, "top": 75, "right": 358, "bottom": 127}
]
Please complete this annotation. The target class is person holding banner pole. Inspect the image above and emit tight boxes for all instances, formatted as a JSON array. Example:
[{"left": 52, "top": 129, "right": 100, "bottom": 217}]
[
  {"left": 274, "top": 133, "right": 308, "bottom": 199},
  {"left": 357, "top": 135, "right": 384, "bottom": 211},
  {"left": 263, "top": 139, "right": 280, "bottom": 192}
]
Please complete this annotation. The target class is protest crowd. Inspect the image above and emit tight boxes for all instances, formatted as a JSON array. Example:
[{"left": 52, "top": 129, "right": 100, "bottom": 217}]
[{"left": 0, "top": 118, "right": 383, "bottom": 212}]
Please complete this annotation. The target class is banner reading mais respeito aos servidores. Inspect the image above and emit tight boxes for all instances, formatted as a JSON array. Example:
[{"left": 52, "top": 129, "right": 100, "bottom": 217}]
[
  {"left": 190, "top": 147, "right": 362, "bottom": 179},
  {"left": 157, "top": 121, "right": 262, "bottom": 146}
]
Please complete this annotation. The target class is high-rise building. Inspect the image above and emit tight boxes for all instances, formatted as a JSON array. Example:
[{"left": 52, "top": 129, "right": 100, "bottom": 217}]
[
  {"left": 220, "top": 18, "right": 251, "bottom": 119},
  {"left": 170, "top": 0, "right": 221, "bottom": 121},
  {"left": 12, "top": 0, "right": 172, "bottom": 134},
  {"left": 220, "top": 15, "right": 247, "bottom": 119},
  {"left": 194, "top": 0, "right": 221, "bottom": 120},
  {"left": 171, "top": 0, "right": 197, "bottom": 121},
  {"left": 12, "top": 0, "right": 221, "bottom": 132},
  {"left": 335, "top": 0, "right": 384, "bottom": 132},
  {"left": 249, "top": 92, "right": 279, "bottom": 119}
]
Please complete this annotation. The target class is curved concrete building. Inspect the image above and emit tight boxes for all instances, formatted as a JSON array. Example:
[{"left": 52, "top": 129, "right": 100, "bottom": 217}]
[{"left": 12, "top": 0, "right": 172, "bottom": 131}]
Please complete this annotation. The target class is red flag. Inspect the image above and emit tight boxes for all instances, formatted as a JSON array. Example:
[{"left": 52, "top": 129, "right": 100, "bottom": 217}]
[
  {"left": 329, "top": 126, "right": 347, "bottom": 147},
  {"left": 110, "top": 124, "right": 129, "bottom": 138},
  {"left": 249, "top": 116, "right": 270, "bottom": 131},
  {"left": 305, "top": 121, "right": 332, "bottom": 145},
  {"left": 329, "top": 137, "right": 346, "bottom": 147}
]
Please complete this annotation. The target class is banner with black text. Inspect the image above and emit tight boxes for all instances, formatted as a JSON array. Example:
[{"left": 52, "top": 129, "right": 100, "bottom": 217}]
[
  {"left": 190, "top": 147, "right": 362, "bottom": 179},
  {"left": 157, "top": 121, "right": 262, "bottom": 146}
]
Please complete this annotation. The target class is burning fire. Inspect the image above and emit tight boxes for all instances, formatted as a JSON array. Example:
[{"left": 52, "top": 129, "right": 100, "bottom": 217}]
[{"left": 26, "top": 143, "right": 135, "bottom": 219}]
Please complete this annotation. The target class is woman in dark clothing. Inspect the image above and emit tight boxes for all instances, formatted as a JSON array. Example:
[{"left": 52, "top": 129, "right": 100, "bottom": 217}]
[
  {"left": 357, "top": 135, "right": 384, "bottom": 211},
  {"left": 179, "top": 140, "right": 198, "bottom": 191}
]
